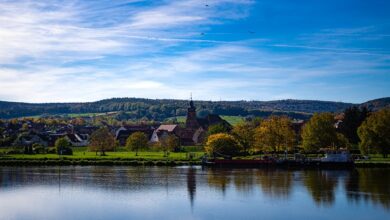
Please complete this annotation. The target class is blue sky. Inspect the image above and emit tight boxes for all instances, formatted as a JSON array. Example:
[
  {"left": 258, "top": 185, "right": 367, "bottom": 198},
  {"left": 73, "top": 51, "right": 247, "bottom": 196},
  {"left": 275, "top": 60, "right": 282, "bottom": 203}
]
[{"left": 0, "top": 0, "right": 389, "bottom": 103}]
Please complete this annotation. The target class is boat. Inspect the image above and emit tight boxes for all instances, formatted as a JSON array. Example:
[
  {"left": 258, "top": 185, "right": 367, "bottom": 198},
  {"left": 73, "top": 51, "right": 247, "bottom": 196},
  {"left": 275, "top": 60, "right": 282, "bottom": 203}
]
[
  {"left": 202, "top": 155, "right": 276, "bottom": 167},
  {"left": 202, "top": 150, "right": 354, "bottom": 169}
]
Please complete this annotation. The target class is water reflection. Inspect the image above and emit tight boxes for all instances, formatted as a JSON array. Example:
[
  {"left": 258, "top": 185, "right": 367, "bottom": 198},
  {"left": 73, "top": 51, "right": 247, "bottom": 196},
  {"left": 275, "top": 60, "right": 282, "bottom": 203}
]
[
  {"left": 256, "top": 169, "right": 293, "bottom": 199},
  {"left": 0, "top": 166, "right": 389, "bottom": 219},
  {"left": 303, "top": 170, "right": 340, "bottom": 206},
  {"left": 346, "top": 169, "right": 390, "bottom": 209},
  {"left": 206, "top": 168, "right": 232, "bottom": 195},
  {"left": 186, "top": 167, "right": 196, "bottom": 209}
]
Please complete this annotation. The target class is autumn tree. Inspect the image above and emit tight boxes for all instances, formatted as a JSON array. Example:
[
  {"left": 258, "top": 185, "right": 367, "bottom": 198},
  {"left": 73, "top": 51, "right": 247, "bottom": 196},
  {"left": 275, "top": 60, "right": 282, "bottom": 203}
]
[
  {"left": 126, "top": 132, "right": 149, "bottom": 156},
  {"left": 160, "top": 134, "right": 180, "bottom": 156},
  {"left": 358, "top": 109, "right": 390, "bottom": 158},
  {"left": 254, "top": 116, "right": 295, "bottom": 153},
  {"left": 205, "top": 133, "right": 242, "bottom": 157},
  {"left": 89, "top": 127, "right": 115, "bottom": 156},
  {"left": 232, "top": 120, "right": 260, "bottom": 153}
]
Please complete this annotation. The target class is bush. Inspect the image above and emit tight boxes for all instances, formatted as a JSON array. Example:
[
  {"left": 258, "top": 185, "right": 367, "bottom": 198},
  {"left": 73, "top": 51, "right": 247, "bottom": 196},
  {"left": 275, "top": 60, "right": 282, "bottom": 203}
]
[{"left": 205, "top": 133, "right": 242, "bottom": 157}]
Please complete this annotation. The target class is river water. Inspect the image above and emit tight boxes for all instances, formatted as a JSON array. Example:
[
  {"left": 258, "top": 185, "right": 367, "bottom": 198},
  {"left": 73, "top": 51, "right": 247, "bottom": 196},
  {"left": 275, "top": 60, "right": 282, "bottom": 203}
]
[{"left": 0, "top": 166, "right": 389, "bottom": 220}]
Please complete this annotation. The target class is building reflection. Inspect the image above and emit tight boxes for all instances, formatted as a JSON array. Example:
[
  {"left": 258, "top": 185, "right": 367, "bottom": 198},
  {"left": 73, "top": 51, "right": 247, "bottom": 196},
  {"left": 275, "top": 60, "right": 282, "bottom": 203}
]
[{"left": 186, "top": 167, "right": 196, "bottom": 209}]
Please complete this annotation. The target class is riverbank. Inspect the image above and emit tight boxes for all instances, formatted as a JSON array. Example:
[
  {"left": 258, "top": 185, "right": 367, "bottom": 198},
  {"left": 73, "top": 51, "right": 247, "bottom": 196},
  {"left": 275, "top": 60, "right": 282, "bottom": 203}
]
[
  {"left": 1, "top": 149, "right": 390, "bottom": 167},
  {"left": 1, "top": 156, "right": 390, "bottom": 167},
  {"left": 0, "top": 158, "right": 202, "bottom": 166}
]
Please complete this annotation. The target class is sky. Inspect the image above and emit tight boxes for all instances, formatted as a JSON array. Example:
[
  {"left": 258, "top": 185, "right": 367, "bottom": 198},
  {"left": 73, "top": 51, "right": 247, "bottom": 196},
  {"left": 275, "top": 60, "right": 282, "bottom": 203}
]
[{"left": 0, "top": 0, "right": 389, "bottom": 103}]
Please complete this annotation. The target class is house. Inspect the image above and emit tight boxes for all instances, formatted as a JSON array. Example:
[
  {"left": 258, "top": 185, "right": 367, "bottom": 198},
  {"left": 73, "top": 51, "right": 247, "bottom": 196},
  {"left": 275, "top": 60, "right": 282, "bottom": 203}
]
[
  {"left": 65, "top": 133, "right": 89, "bottom": 147},
  {"left": 115, "top": 125, "right": 155, "bottom": 146},
  {"left": 48, "top": 131, "right": 89, "bottom": 147},
  {"left": 13, "top": 131, "right": 49, "bottom": 147},
  {"left": 150, "top": 124, "right": 180, "bottom": 143}
]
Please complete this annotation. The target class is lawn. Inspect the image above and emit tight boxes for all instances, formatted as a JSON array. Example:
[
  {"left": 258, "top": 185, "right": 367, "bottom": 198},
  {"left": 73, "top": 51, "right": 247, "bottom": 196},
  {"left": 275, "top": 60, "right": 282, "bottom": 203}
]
[
  {"left": 166, "top": 115, "right": 244, "bottom": 125},
  {"left": 220, "top": 115, "right": 244, "bottom": 125},
  {"left": 4, "top": 151, "right": 202, "bottom": 160},
  {"left": 0, "top": 146, "right": 205, "bottom": 161}
]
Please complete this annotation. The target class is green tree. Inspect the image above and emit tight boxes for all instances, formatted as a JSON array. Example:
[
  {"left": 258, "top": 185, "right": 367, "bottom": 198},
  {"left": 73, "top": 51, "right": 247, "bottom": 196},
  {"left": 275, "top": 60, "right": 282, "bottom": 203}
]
[
  {"left": 335, "top": 133, "right": 351, "bottom": 149},
  {"left": 205, "top": 133, "right": 242, "bottom": 157},
  {"left": 358, "top": 109, "right": 390, "bottom": 158},
  {"left": 55, "top": 137, "right": 72, "bottom": 155},
  {"left": 160, "top": 134, "right": 180, "bottom": 156},
  {"left": 254, "top": 116, "right": 295, "bottom": 153},
  {"left": 301, "top": 113, "right": 338, "bottom": 151},
  {"left": 126, "top": 132, "right": 148, "bottom": 156},
  {"left": 89, "top": 127, "right": 115, "bottom": 156}
]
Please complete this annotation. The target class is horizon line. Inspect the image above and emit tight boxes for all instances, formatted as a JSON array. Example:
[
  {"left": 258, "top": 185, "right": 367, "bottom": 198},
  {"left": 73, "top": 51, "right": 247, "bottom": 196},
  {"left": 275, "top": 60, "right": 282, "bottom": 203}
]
[{"left": 1, "top": 96, "right": 389, "bottom": 105}]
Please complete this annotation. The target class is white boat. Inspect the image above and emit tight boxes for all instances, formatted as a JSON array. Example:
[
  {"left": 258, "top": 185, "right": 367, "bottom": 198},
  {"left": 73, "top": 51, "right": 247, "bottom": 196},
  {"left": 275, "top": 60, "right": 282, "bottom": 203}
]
[{"left": 321, "top": 150, "right": 352, "bottom": 163}]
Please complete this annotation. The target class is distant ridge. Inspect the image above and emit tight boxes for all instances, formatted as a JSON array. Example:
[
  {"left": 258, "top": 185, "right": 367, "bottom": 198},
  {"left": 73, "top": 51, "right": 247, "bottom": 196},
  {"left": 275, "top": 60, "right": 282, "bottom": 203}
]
[
  {"left": 0, "top": 97, "right": 388, "bottom": 120},
  {"left": 359, "top": 97, "right": 390, "bottom": 111}
]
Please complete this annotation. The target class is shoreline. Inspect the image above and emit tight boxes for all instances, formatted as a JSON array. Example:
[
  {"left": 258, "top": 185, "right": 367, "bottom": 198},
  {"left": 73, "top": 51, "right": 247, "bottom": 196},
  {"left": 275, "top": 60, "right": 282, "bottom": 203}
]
[{"left": 1, "top": 158, "right": 389, "bottom": 168}]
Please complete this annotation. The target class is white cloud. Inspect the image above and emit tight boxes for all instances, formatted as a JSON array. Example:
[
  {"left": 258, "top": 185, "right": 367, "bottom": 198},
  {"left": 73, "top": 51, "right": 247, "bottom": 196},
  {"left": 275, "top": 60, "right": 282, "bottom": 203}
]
[{"left": 0, "top": 0, "right": 388, "bottom": 103}]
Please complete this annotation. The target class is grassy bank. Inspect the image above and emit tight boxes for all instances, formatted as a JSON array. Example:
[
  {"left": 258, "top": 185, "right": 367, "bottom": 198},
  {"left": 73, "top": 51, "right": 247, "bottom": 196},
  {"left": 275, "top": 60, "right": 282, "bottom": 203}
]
[
  {"left": 0, "top": 150, "right": 204, "bottom": 166},
  {"left": 1, "top": 147, "right": 390, "bottom": 167}
]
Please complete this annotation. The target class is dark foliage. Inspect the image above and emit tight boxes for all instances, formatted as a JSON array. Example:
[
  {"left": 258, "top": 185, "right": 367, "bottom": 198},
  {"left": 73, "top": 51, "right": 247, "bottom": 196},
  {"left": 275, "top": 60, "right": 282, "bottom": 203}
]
[{"left": 338, "top": 107, "right": 369, "bottom": 144}]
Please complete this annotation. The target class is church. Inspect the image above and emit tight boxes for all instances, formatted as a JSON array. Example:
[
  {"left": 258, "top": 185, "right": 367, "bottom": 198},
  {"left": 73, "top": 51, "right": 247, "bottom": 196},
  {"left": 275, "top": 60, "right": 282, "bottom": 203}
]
[
  {"left": 178, "top": 99, "right": 231, "bottom": 145},
  {"left": 150, "top": 99, "right": 231, "bottom": 145}
]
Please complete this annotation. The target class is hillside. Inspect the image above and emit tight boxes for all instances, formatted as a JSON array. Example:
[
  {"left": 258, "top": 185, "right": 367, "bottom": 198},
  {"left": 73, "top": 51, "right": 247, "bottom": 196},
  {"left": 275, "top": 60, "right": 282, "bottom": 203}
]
[
  {"left": 0, "top": 97, "right": 388, "bottom": 120},
  {"left": 359, "top": 97, "right": 390, "bottom": 111}
]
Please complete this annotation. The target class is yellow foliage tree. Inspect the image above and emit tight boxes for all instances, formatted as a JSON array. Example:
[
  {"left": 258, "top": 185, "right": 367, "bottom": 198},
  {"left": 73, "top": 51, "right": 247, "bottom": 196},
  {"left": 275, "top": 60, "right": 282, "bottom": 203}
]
[
  {"left": 205, "top": 133, "right": 242, "bottom": 157},
  {"left": 254, "top": 116, "right": 295, "bottom": 153}
]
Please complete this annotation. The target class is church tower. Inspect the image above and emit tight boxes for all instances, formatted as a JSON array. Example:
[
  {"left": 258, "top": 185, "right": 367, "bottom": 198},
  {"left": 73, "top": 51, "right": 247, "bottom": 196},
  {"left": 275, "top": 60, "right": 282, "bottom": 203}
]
[{"left": 185, "top": 95, "right": 199, "bottom": 129}]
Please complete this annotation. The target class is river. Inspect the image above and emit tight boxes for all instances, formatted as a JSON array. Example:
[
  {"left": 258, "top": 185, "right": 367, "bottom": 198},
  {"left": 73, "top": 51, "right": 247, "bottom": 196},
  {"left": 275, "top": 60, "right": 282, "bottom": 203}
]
[{"left": 0, "top": 166, "right": 389, "bottom": 219}]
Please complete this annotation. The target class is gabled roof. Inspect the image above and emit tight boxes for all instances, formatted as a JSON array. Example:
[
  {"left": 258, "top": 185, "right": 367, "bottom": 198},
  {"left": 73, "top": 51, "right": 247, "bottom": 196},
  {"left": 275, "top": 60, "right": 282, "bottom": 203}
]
[
  {"left": 196, "top": 114, "right": 230, "bottom": 129},
  {"left": 157, "top": 124, "right": 178, "bottom": 132}
]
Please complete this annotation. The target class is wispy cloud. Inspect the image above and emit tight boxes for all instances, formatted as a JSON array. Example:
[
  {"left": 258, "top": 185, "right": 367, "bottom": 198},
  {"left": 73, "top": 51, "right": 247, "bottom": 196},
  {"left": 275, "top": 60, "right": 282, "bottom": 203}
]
[{"left": 0, "top": 0, "right": 388, "bottom": 103}]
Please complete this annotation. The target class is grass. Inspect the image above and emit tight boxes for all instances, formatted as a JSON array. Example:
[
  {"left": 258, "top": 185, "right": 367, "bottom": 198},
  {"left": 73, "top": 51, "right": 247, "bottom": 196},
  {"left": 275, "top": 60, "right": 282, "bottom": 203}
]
[
  {"left": 0, "top": 146, "right": 204, "bottom": 161},
  {"left": 220, "top": 116, "right": 244, "bottom": 125},
  {"left": 165, "top": 115, "right": 244, "bottom": 125},
  {"left": 1, "top": 145, "right": 390, "bottom": 167}
]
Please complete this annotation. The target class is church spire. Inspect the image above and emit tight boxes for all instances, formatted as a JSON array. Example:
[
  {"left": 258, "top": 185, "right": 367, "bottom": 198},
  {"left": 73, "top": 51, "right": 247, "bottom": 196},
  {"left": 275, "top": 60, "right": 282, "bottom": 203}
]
[
  {"left": 186, "top": 92, "right": 198, "bottom": 129},
  {"left": 189, "top": 92, "right": 194, "bottom": 108}
]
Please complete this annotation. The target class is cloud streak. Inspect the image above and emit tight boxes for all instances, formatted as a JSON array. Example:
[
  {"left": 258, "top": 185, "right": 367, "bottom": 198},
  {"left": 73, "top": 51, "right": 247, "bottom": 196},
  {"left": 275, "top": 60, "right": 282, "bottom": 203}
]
[{"left": 0, "top": 0, "right": 388, "bottom": 103}]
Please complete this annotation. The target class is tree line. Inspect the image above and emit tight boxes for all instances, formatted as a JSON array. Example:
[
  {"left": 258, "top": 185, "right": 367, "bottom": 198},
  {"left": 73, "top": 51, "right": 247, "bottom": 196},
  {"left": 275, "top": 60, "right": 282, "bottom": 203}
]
[
  {"left": 205, "top": 108, "right": 390, "bottom": 158},
  {"left": 0, "top": 97, "right": 360, "bottom": 119}
]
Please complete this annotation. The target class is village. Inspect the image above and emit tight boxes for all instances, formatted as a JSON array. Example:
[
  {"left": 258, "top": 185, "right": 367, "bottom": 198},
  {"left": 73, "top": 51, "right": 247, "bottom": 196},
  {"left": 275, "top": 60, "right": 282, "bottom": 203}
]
[{"left": 0, "top": 99, "right": 241, "bottom": 150}]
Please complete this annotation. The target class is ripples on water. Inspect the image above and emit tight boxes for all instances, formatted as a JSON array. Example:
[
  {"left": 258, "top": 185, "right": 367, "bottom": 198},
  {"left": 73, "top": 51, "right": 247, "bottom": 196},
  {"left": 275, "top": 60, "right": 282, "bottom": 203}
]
[{"left": 0, "top": 166, "right": 389, "bottom": 220}]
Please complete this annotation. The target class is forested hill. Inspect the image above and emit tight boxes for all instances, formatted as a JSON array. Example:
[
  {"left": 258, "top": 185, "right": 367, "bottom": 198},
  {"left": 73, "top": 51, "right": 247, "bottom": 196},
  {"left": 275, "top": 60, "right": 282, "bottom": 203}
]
[
  {"left": 359, "top": 97, "right": 390, "bottom": 111},
  {"left": 0, "top": 97, "right": 388, "bottom": 120}
]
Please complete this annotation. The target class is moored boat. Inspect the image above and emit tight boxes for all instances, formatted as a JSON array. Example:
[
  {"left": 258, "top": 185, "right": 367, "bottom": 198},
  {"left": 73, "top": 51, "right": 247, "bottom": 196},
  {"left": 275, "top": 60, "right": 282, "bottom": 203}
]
[{"left": 202, "top": 150, "right": 354, "bottom": 169}]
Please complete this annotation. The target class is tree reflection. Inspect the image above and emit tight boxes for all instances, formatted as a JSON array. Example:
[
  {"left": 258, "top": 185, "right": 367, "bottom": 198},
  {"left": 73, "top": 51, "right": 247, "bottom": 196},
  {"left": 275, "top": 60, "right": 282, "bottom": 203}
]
[
  {"left": 232, "top": 169, "right": 256, "bottom": 195},
  {"left": 206, "top": 168, "right": 232, "bottom": 195},
  {"left": 256, "top": 169, "right": 293, "bottom": 199},
  {"left": 346, "top": 169, "right": 390, "bottom": 210},
  {"left": 303, "top": 170, "right": 338, "bottom": 206}
]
